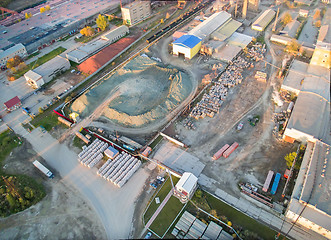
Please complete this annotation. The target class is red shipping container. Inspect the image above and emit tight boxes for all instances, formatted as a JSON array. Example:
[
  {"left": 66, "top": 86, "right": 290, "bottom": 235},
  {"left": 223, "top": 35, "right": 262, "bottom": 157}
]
[
  {"left": 223, "top": 142, "right": 239, "bottom": 158},
  {"left": 212, "top": 144, "right": 230, "bottom": 160}
]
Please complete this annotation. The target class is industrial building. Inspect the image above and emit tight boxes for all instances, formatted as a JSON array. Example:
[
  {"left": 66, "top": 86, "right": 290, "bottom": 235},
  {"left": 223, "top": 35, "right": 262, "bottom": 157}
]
[
  {"left": 286, "top": 141, "right": 331, "bottom": 239},
  {"left": 172, "top": 211, "right": 233, "bottom": 239},
  {"left": 0, "top": 0, "right": 119, "bottom": 53},
  {"left": 0, "top": 43, "right": 27, "bottom": 68},
  {"left": 25, "top": 55, "right": 70, "bottom": 88},
  {"left": 67, "top": 25, "right": 129, "bottom": 63},
  {"left": 174, "top": 172, "right": 198, "bottom": 203},
  {"left": 188, "top": 11, "right": 232, "bottom": 41},
  {"left": 211, "top": 19, "right": 242, "bottom": 42},
  {"left": 279, "top": 20, "right": 300, "bottom": 38},
  {"left": 281, "top": 60, "right": 309, "bottom": 95},
  {"left": 101, "top": 25, "right": 129, "bottom": 42},
  {"left": 251, "top": 9, "right": 276, "bottom": 32},
  {"left": 310, "top": 10, "right": 331, "bottom": 69},
  {"left": 172, "top": 35, "right": 202, "bottom": 59},
  {"left": 4, "top": 96, "right": 22, "bottom": 112},
  {"left": 283, "top": 64, "right": 330, "bottom": 143},
  {"left": 121, "top": 1, "right": 151, "bottom": 26}
]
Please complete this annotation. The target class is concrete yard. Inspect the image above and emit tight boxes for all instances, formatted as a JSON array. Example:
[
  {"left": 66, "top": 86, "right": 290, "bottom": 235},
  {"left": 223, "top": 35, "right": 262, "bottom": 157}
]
[{"left": 153, "top": 140, "right": 206, "bottom": 177}]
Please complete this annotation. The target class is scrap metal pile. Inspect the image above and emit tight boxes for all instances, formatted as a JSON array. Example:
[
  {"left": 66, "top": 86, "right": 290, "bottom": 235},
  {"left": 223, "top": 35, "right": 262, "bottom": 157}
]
[{"left": 189, "top": 44, "right": 266, "bottom": 120}]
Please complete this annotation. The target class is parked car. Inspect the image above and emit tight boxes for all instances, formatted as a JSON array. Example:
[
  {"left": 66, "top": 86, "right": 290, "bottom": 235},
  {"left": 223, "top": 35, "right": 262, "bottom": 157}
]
[
  {"left": 157, "top": 176, "right": 165, "bottom": 182},
  {"left": 144, "top": 232, "right": 152, "bottom": 239},
  {"left": 150, "top": 183, "right": 158, "bottom": 189}
]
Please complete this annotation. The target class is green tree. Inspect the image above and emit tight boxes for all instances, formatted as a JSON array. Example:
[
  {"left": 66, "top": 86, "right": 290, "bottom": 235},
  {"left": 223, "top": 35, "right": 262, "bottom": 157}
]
[
  {"left": 6, "top": 194, "right": 17, "bottom": 210},
  {"left": 282, "top": 13, "right": 292, "bottom": 26},
  {"left": 96, "top": 14, "right": 108, "bottom": 31},
  {"left": 40, "top": 7, "right": 46, "bottom": 13},
  {"left": 285, "top": 152, "right": 297, "bottom": 169}
]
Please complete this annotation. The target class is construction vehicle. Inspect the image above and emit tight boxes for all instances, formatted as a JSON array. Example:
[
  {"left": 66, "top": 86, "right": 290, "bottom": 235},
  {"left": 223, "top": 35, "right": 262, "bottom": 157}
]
[{"left": 248, "top": 115, "right": 260, "bottom": 126}]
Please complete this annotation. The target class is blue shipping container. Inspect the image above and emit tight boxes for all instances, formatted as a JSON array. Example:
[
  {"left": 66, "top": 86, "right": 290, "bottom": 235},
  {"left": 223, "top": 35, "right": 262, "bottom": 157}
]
[{"left": 270, "top": 173, "right": 281, "bottom": 195}]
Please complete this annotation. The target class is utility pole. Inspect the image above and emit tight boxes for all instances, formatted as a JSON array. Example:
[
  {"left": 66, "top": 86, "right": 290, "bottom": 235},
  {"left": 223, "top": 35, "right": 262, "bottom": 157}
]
[{"left": 272, "top": 8, "right": 279, "bottom": 32}]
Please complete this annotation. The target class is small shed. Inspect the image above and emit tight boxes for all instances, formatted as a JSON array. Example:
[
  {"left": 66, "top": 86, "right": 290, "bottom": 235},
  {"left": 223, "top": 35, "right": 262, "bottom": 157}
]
[
  {"left": 174, "top": 172, "right": 198, "bottom": 202},
  {"left": 4, "top": 96, "right": 22, "bottom": 111},
  {"left": 104, "top": 146, "right": 119, "bottom": 159},
  {"left": 172, "top": 35, "right": 202, "bottom": 59}
]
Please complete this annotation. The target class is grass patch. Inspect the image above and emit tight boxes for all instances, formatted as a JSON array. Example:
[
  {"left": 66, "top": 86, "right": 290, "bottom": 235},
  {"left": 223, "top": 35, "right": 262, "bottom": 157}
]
[
  {"left": 109, "top": 18, "right": 123, "bottom": 26},
  {"left": 59, "top": 34, "right": 74, "bottom": 42},
  {"left": 149, "top": 196, "right": 184, "bottom": 237},
  {"left": 0, "top": 130, "right": 21, "bottom": 169},
  {"left": 72, "top": 135, "right": 86, "bottom": 149},
  {"left": 30, "top": 112, "right": 59, "bottom": 131},
  {"left": 149, "top": 135, "right": 163, "bottom": 149},
  {"left": 0, "top": 131, "right": 46, "bottom": 217},
  {"left": 144, "top": 175, "right": 179, "bottom": 223},
  {"left": 194, "top": 191, "right": 280, "bottom": 239},
  {"left": 27, "top": 51, "right": 40, "bottom": 60},
  {"left": 13, "top": 46, "right": 66, "bottom": 79}
]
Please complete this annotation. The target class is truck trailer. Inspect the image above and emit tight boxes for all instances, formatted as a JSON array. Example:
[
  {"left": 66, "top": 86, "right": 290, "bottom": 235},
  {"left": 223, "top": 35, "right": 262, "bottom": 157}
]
[
  {"left": 223, "top": 142, "right": 239, "bottom": 158},
  {"left": 33, "top": 160, "right": 54, "bottom": 178},
  {"left": 262, "top": 170, "right": 274, "bottom": 192},
  {"left": 270, "top": 173, "right": 281, "bottom": 195},
  {"left": 212, "top": 144, "right": 230, "bottom": 160}
]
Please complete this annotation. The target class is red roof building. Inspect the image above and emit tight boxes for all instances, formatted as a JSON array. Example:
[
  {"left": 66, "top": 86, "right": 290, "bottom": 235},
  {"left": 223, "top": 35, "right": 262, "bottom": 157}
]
[
  {"left": 78, "top": 37, "right": 136, "bottom": 75},
  {"left": 4, "top": 96, "right": 22, "bottom": 111}
]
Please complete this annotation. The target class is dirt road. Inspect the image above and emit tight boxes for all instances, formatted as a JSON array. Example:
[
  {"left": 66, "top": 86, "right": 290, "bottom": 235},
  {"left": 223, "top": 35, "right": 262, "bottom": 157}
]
[{"left": 3, "top": 110, "right": 150, "bottom": 239}]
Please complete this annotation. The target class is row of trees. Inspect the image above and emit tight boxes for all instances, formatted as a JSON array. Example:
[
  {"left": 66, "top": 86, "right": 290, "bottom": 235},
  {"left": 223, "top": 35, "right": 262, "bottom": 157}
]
[
  {"left": 40, "top": 5, "right": 51, "bottom": 13},
  {"left": 80, "top": 14, "right": 109, "bottom": 37}
]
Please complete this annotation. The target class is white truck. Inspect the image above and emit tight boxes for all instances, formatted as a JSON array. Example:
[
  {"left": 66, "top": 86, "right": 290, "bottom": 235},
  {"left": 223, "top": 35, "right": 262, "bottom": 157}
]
[{"left": 33, "top": 160, "right": 54, "bottom": 178}]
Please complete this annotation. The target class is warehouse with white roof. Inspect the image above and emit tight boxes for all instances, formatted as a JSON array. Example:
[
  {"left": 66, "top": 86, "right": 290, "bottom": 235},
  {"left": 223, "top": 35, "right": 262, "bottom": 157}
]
[
  {"left": 188, "top": 11, "right": 231, "bottom": 41},
  {"left": 25, "top": 55, "right": 70, "bottom": 89},
  {"left": 286, "top": 141, "right": 331, "bottom": 239}
]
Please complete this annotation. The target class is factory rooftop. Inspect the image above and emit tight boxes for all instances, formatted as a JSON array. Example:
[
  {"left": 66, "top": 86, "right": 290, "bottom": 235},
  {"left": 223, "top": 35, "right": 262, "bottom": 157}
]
[
  {"left": 173, "top": 35, "right": 202, "bottom": 48},
  {"left": 188, "top": 11, "right": 231, "bottom": 40},
  {"left": 285, "top": 64, "right": 330, "bottom": 143},
  {"left": 288, "top": 141, "right": 331, "bottom": 234},
  {"left": 0, "top": 0, "right": 118, "bottom": 50},
  {"left": 281, "top": 60, "right": 309, "bottom": 94},
  {"left": 211, "top": 18, "right": 242, "bottom": 41}
]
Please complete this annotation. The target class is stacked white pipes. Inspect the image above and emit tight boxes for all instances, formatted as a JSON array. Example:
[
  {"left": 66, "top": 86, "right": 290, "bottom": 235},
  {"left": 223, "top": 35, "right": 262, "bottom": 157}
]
[
  {"left": 77, "top": 139, "right": 108, "bottom": 168},
  {"left": 97, "top": 152, "right": 142, "bottom": 188}
]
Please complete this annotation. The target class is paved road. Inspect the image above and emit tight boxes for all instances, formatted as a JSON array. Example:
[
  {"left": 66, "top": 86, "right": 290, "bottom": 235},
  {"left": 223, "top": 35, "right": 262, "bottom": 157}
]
[{"left": 3, "top": 110, "right": 149, "bottom": 239}]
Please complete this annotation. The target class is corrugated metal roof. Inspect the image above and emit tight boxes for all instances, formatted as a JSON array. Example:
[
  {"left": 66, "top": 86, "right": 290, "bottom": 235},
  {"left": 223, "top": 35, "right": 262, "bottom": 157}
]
[
  {"left": 101, "top": 25, "right": 129, "bottom": 41},
  {"left": 212, "top": 19, "right": 242, "bottom": 41},
  {"left": 104, "top": 146, "right": 119, "bottom": 158},
  {"left": 202, "top": 221, "right": 223, "bottom": 239},
  {"left": 173, "top": 35, "right": 201, "bottom": 48},
  {"left": 0, "top": 43, "right": 25, "bottom": 59},
  {"left": 4, "top": 96, "right": 21, "bottom": 109},
  {"left": 252, "top": 9, "right": 275, "bottom": 29},
  {"left": 188, "top": 11, "right": 231, "bottom": 40}
]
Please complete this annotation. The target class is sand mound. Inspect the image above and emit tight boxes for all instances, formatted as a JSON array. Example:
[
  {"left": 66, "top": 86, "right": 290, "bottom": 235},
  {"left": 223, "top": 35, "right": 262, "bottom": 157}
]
[{"left": 71, "top": 55, "right": 192, "bottom": 127}]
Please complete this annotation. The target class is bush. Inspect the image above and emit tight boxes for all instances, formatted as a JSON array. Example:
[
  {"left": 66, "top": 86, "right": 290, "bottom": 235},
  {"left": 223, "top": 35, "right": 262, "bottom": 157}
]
[{"left": 38, "top": 107, "right": 44, "bottom": 114}]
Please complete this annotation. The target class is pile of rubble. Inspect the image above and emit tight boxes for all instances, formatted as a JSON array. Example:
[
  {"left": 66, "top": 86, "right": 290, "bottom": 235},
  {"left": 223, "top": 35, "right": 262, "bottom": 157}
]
[
  {"left": 189, "top": 45, "right": 264, "bottom": 120},
  {"left": 245, "top": 43, "right": 266, "bottom": 61}
]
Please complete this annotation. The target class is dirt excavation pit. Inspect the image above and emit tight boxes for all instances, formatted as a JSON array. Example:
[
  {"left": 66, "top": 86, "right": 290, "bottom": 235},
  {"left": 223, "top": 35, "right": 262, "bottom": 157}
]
[{"left": 71, "top": 55, "right": 193, "bottom": 128}]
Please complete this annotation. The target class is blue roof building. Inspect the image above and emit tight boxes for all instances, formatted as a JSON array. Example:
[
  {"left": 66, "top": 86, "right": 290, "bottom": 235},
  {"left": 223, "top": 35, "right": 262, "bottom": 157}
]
[{"left": 172, "top": 35, "right": 202, "bottom": 59}]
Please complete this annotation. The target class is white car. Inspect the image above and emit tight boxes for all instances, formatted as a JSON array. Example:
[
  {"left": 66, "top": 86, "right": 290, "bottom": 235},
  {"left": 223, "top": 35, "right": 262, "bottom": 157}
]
[{"left": 157, "top": 176, "right": 165, "bottom": 182}]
